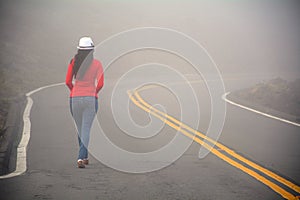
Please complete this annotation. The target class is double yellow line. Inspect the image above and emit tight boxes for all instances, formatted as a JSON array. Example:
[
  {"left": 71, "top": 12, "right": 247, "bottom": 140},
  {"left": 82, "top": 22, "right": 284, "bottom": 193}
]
[{"left": 127, "top": 89, "right": 300, "bottom": 200}]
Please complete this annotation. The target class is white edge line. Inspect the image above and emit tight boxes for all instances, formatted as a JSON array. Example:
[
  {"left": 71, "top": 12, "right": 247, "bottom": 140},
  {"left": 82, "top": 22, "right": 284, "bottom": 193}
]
[
  {"left": 222, "top": 92, "right": 300, "bottom": 127},
  {"left": 0, "top": 82, "right": 65, "bottom": 179}
]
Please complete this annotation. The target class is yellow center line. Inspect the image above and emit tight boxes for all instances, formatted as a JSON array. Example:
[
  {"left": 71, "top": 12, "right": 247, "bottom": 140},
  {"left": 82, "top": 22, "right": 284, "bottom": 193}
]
[
  {"left": 134, "top": 89, "right": 300, "bottom": 194},
  {"left": 127, "top": 90, "right": 299, "bottom": 200}
]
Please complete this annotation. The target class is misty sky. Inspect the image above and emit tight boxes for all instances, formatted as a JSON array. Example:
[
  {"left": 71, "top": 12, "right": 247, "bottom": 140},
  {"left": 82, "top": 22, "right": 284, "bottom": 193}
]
[{"left": 0, "top": 0, "right": 299, "bottom": 88}]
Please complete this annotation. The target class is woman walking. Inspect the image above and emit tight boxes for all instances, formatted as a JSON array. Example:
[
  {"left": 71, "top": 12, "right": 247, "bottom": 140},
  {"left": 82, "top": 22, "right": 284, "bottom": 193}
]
[{"left": 65, "top": 37, "right": 104, "bottom": 168}]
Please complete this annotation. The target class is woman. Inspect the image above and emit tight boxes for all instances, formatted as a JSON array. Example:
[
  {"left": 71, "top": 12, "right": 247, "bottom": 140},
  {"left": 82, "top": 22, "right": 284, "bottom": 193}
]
[{"left": 65, "top": 37, "right": 104, "bottom": 168}]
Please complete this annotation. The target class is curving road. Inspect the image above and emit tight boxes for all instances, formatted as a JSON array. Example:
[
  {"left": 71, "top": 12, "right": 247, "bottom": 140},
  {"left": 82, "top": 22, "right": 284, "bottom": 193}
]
[{"left": 0, "top": 75, "right": 299, "bottom": 200}]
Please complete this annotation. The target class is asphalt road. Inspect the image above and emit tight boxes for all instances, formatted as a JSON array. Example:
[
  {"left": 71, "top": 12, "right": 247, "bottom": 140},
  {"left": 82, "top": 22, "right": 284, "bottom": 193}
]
[{"left": 0, "top": 74, "right": 299, "bottom": 200}]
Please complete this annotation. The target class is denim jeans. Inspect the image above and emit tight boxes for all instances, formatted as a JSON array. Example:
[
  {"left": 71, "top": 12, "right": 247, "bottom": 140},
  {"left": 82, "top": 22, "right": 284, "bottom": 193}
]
[{"left": 70, "top": 96, "right": 98, "bottom": 160}]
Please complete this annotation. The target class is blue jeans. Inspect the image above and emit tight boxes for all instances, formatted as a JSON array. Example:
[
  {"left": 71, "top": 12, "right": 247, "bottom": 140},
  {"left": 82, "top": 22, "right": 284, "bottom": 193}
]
[{"left": 70, "top": 96, "right": 98, "bottom": 160}]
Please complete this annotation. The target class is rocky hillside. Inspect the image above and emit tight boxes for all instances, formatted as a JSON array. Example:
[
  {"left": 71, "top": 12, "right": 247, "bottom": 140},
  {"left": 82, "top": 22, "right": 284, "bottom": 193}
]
[{"left": 228, "top": 78, "right": 300, "bottom": 123}]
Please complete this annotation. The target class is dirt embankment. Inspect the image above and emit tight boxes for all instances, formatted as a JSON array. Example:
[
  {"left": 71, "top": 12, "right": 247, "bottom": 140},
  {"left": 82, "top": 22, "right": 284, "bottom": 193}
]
[
  {"left": 228, "top": 78, "right": 300, "bottom": 123},
  {"left": 0, "top": 70, "right": 10, "bottom": 134}
]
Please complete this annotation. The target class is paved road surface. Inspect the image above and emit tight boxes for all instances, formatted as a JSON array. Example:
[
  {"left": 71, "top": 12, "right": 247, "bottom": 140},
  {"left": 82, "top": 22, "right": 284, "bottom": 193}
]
[{"left": 0, "top": 75, "right": 299, "bottom": 200}]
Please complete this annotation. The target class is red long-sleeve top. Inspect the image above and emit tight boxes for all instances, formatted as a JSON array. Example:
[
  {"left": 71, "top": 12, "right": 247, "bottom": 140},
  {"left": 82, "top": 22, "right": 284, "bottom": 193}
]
[{"left": 65, "top": 58, "right": 104, "bottom": 98}]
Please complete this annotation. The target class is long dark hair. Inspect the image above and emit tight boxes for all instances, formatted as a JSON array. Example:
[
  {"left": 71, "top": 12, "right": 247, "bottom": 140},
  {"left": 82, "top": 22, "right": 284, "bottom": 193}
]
[{"left": 73, "top": 49, "right": 94, "bottom": 79}]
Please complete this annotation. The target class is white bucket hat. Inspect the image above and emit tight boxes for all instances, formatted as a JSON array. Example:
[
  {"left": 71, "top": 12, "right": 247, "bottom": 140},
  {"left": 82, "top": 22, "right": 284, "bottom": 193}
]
[{"left": 77, "top": 37, "right": 94, "bottom": 50}]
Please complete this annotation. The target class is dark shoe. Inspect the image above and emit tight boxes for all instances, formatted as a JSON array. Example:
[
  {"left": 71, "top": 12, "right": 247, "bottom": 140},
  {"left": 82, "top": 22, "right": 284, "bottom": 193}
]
[
  {"left": 83, "top": 159, "right": 89, "bottom": 165},
  {"left": 77, "top": 160, "right": 85, "bottom": 168}
]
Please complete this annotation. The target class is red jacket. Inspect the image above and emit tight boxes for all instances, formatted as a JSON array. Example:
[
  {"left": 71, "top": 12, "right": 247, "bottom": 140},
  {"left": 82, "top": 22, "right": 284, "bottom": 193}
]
[{"left": 65, "top": 58, "right": 104, "bottom": 98}]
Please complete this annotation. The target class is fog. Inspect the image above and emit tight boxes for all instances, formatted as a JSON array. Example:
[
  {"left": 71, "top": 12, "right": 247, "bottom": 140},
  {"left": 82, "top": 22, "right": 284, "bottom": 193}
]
[
  {"left": 0, "top": 2, "right": 300, "bottom": 197},
  {"left": 0, "top": 0, "right": 299, "bottom": 93}
]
